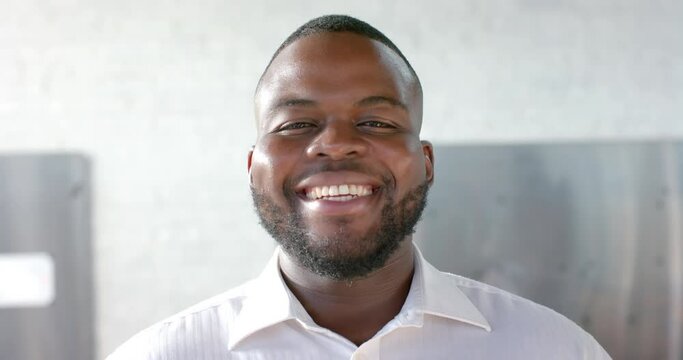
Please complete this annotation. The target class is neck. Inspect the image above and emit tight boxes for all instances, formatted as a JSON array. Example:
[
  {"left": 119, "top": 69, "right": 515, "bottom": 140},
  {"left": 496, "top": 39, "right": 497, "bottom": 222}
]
[{"left": 279, "top": 239, "right": 415, "bottom": 346}]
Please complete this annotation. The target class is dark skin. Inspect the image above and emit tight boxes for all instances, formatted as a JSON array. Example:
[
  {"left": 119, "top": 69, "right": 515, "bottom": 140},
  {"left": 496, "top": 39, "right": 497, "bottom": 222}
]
[
  {"left": 247, "top": 32, "right": 434, "bottom": 346},
  {"left": 279, "top": 240, "right": 415, "bottom": 345}
]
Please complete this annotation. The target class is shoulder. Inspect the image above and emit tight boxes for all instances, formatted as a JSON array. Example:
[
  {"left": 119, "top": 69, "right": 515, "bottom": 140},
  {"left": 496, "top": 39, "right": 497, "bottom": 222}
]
[
  {"left": 449, "top": 272, "right": 574, "bottom": 327},
  {"left": 105, "top": 280, "right": 254, "bottom": 360},
  {"left": 443, "top": 272, "right": 611, "bottom": 359}
]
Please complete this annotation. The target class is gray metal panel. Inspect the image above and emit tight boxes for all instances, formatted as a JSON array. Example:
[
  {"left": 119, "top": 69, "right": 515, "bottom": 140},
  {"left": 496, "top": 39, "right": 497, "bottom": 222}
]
[
  {"left": 0, "top": 154, "right": 93, "bottom": 360},
  {"left": 415, "top": 141, "right": 683, "bottom": 360}
]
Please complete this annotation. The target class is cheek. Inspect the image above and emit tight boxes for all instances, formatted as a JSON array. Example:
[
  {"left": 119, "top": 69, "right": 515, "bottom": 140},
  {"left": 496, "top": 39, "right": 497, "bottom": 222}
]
[
  {"left": 250, "top": 147, "right": 284, "bottom": 189},
  {"left": 250, "top": 139, "right": 304, "bottom": 195},
  {"left": 379, "top": 138, "right": 428, "bottom": 188}
]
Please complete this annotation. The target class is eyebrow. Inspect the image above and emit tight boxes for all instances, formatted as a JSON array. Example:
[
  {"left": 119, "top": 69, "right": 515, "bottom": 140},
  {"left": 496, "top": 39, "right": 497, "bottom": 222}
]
[
  {"left": 267, "top": 98, "right": 316, "bottom": 117},
  {"left": 355, "top": 96, "right": 408, "bottom": 111},
  {"left": 268, "top": 95, "right": 407, "bottom": 117}
]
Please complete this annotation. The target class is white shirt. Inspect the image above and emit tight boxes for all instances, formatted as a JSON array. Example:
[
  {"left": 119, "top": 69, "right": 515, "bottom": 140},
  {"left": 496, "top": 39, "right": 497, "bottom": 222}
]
[{"left": 107, "top": 244, "right": 611, "bottom": 359}]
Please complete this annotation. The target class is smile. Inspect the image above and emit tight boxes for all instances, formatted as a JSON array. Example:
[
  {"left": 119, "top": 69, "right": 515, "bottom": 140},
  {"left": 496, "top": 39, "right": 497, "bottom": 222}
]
[{"left": 305, "top": 184, "right": 374, "bottom": 201}]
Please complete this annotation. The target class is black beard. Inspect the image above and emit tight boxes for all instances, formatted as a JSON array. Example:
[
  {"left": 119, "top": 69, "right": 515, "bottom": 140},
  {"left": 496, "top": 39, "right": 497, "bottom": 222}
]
[{"left": 251, "top": 182, "right": 429, "bottom": 281}]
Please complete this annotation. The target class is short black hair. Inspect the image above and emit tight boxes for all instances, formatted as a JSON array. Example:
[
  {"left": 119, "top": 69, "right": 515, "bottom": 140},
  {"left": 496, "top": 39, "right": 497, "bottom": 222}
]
[{"left": 256, "top": 14, "right": 421, "bottom": 93}]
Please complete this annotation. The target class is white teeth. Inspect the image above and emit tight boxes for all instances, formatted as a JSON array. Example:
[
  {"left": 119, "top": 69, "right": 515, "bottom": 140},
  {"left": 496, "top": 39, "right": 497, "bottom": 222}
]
[
  {"left": 305, "top": 184, "right": 374, "bottom": 201},
  {"left": 327, "top": 195, "right": 354, "bottom": 202},
  {"left": 329, "top": 185, "right": 339, "bottom": 196}
]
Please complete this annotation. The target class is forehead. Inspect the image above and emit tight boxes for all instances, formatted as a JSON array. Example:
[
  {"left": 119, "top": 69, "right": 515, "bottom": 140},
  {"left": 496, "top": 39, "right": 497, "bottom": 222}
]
[{"left": 255, "top": 32, "right": 420, "bottom": 126}]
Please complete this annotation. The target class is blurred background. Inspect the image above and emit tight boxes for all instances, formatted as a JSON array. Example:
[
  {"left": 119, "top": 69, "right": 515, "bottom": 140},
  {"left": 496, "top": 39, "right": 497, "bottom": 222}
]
[{"left": 0, "top": 0, "right": 681, "bottom": 359}]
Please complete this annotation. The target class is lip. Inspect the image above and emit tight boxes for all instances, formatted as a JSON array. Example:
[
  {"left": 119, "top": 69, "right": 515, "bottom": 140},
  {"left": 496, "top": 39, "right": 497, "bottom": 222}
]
[
  {"left": 298, "top": 188, "right": 382, "bottom": 216},
  {"left": 294, "top": 171, "right": 383, "bottom": 194},
  {"left": 294, "top": 171, "right": 384, "bottom": 216}
]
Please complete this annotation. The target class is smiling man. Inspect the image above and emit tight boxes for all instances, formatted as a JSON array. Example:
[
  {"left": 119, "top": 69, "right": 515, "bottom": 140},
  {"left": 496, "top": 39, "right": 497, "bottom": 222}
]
[{"left": 107, "top": 15, "right": 610, "bottom": 359}]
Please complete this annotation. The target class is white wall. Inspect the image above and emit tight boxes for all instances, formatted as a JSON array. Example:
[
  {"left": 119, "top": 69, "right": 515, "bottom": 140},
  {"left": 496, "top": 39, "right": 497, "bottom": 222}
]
[{"left": 0, "top": 0, "right": 680, "bottom": 357}]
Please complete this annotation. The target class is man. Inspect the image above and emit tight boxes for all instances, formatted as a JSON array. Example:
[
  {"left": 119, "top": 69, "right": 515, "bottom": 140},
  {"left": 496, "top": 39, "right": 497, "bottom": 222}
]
[{"left": 108, "top": 15, "right": 610, "bottom": 359}]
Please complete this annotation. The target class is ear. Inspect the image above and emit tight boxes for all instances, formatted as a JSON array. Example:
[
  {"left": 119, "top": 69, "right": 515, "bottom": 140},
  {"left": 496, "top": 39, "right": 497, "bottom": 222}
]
[
  {"left": 247, "top": 146, "right": 254, "bottom": 174},
  {"left": 421, "top": 140, "right": 434, "bottom": 185}
]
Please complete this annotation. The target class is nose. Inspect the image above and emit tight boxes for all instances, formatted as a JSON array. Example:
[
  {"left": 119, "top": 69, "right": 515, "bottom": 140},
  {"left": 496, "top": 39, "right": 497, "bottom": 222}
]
[{"left": 305, "top": 120, "right": 368, "bottom": 160}]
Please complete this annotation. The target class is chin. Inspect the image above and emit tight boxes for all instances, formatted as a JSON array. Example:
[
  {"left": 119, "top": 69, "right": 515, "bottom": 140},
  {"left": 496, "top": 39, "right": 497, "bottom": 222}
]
[
  {"left": 252, "top": 181, "right": 430, "bottom": 280},
  {"left": 305, "top": 234, "right": 383, "bottom": 261}
]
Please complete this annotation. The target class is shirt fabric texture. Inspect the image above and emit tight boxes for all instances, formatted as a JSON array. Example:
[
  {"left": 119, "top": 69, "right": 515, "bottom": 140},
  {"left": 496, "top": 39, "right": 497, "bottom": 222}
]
[{"left": 107, "top": 244, "right": 611, "bottom": 360}]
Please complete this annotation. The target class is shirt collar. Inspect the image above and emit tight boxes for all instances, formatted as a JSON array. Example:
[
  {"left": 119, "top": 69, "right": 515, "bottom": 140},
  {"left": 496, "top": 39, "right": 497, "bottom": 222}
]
[
  {"left": 228, "top": 244, "right": 490, "bottom": 349},
  {"left": 411, "top": 245, "right": 491, "bottom": 332},
  {"left": 227, "top": 248, "right": 314, "bottom": 350}
]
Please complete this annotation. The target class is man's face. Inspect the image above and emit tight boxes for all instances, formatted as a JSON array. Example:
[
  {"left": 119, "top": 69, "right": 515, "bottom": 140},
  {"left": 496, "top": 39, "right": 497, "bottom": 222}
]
[{"left": 249, "top": 32, "right": 434, "bottom": 280}]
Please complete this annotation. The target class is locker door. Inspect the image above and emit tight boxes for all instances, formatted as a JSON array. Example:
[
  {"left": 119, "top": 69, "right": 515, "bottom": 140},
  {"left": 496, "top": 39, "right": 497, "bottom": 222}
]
[
  {"left": 415, "top": 142, "right": 683, "bottom": 360},
  {"left": 0, "top": 154, "right": 93, "bottom": 360}
]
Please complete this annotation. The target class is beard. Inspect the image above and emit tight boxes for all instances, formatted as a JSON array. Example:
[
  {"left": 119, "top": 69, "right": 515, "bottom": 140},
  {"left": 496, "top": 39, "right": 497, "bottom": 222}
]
[{"left": 251, "top": 180, "right": 429, "bottom": 281}]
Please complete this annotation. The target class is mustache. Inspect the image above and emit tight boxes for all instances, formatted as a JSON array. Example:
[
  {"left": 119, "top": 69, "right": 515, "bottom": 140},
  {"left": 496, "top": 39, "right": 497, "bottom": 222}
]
[{"left": 285, "top": 160, "right": 392, "bottom": 192}]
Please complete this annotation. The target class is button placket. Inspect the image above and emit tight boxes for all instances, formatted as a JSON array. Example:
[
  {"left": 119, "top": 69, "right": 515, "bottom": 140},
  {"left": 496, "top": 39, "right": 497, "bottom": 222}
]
[{"left": 352, "top": 337, "right": 380, "bottom": 360}]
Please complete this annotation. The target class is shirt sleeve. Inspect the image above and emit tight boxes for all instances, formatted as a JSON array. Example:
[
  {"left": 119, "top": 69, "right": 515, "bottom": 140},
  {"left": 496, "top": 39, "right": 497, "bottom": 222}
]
[{"left": 583, "top": 331, "right": 612, "bottom": 360}]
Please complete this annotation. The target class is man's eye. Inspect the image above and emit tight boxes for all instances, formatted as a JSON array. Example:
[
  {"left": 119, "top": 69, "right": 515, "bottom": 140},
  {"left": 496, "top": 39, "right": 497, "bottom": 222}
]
[
  {"left": 358, "top": 120, "right": 397, "bottom": 132},
  {"left": 360, "top": 121, "right": 391, "bottom": 128},
  {"left": 276, "top": 122, "right": 316, "bottom": 133}
]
